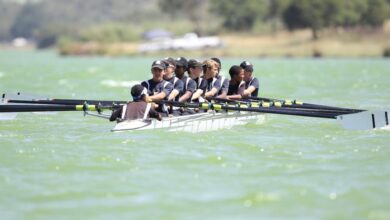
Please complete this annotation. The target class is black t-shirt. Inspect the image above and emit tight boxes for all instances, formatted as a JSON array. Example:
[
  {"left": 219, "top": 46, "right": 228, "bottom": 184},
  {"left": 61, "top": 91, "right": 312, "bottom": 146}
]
[
  {"left": 166, "top": 77, "right": 184, "bottom": 93},
  {"left": 194, "top": 77, "right": 207, "bottom": 91},
  {"left": 180, "top": 76, "right": 197, "bottom": 94},
  {"left": 217, "top": 75, "right": 229, "bottom": 95},
  {"left": 228, "top": 81, "right": 246, "bottom": 96},
  {"left": 201, "top": 77, "right": 222, "bottom": 98},
  {"left": 166, "top": 76, "right": 184, "bottom": 101},
  {"left": 245, "top": 77, "right": 259, "bottom": 97},
  {"left": 141, "top": 79, "right": 173, "bottom": 97}
]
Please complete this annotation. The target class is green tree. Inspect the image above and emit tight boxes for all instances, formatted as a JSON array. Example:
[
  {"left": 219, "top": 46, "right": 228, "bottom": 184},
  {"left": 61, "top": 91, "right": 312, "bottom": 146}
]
[
  {"left": 282, "top": 0, "right": 341, "bottom": 40},
  {"left": 335, "top": 0, "right": 368, "bottom": 27},
  {"left": 0, "top": 1, "right": 21, "bottom": 41},
  {"left": 361, "top": 0, "right": 390, "bottom": 27},
  {"left": 266, "top": 0, "right": 291, "bottom": 32},
  {"left": 10, "top": 2, "right": 45, "bottom": 39},
  {"left": 210, "top": 0, "right": 267, "bottom": 31}
]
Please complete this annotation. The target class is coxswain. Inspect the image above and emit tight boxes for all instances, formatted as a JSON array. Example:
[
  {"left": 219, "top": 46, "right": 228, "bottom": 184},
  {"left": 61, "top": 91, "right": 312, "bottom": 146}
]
[
  {"left": 109, "top": 84, "right": 162, "bottom": 122},
  {"left": 226, "top": 65, "right": 245, "bottom": 100},
  {"left": 240, "top": 61, "right": 259, "bottom": 98}
]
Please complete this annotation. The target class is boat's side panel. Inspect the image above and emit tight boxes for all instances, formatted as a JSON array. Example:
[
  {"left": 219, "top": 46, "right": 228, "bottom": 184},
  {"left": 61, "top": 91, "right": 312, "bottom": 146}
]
[{"left": 112, "top": 111, "right": 264, "bottom": 133}]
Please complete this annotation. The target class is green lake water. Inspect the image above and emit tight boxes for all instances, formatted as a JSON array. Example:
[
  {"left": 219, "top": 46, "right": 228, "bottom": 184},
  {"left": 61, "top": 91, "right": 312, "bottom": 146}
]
[{"left": 0, "top": 50, "right": 389, "bottom": 219}]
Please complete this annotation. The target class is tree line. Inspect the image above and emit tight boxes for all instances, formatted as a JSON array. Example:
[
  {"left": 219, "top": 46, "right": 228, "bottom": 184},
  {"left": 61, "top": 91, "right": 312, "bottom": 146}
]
[{"left": 0, "top": 0, "right": 389, "bottom": 47}]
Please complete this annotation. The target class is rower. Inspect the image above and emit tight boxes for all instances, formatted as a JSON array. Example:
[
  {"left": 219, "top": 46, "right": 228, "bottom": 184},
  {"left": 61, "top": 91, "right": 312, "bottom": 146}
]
[
  {"left": 202, "top": 59, "right": 222, "bottom": 99},
  {"left": 177, "top": 59, "right": 197, "bottom": 103},
  {"left": 141, "top": 60, "right": 174, "bottom": 115},
  {"left": 163, "top": 57, "right": 184, "bottom": 101},
  {"left": 227, "top": 65, "right": 245, "bottom": 100},
  {"left": 211, "top": 57, "right": 229, "bottom": 99},
  {"left": 188, "top": 59, "right": 207, "bottom": 102},
  {"left": 109, "top": 84, "right": 162, "bottom": 122},
  {"left": 240, "top": 61, "right": 259, "bottom": 98}
]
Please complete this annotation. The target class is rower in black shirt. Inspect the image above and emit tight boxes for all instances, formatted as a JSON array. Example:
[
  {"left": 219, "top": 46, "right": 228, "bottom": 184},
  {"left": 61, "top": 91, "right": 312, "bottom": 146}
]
[
  {"left": 141, "top": 60, "right": 174, "bottom": 114},
  {"left": 202, "top": 59, "right": 222, "bottom": 99},
  {"left": 178, "top": 59, "right": 197, "bottom": 103},
  {"left": 211, "top": 57, "right": 229, "bottom": 99},
  {"left": 240, "top": 61, "right": 260, "bottom": 98},
  {"left": 163, "top": 57, "right": 184, "bottom": 101},
  {"left": 227, "top": 65, "right": 245, "bottom": 100},
  {"left": 189, "top": 59, "right": 207, "bottom": 102}
]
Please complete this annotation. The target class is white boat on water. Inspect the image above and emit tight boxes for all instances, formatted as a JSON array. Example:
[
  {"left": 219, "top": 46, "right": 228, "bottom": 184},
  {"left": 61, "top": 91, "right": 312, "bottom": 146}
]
[{"left": 111, "top": 111, "right": 265, "bottom": 133}]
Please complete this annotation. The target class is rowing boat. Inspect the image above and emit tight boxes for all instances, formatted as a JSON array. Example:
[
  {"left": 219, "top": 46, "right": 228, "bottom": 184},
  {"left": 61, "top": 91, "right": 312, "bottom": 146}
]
[
  {"left": 111, "top": 111, "right": 265, "bottom": 133},
  {"left": 1, "top": 92, "right": 389, "bottom": 131}
]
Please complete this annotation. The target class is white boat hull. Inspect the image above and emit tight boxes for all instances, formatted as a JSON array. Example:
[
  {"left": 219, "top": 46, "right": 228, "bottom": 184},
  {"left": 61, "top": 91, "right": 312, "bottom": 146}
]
[{"left": 112, "top": 111, "right": 264, "bottom": 133}]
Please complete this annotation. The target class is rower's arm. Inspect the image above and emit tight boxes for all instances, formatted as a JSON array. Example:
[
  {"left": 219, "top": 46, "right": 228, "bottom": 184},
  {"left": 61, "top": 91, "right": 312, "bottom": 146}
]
[
  {"left": 242, "top": 85, "right": 256, "bottom": 98},
  {"left": 191, "top": 89, "right": 204, "bottom": 101},
  {"left": 216, "top": 90, "right": 227, "bottom": 99},
  {"left": 149, "top": 92, "right": 167, "bottom": 101},
  {"left": 168, "top": 89, "right": 180, "bottom": 101},
  {"left": 227, "top": 94, "right": 242, "bottom": 100},
  {"left": 179, "top": 91, "right": 193, "bottom": 102},
  {"left": 205, "top": 88, "right": 218, "bottom": 98}
]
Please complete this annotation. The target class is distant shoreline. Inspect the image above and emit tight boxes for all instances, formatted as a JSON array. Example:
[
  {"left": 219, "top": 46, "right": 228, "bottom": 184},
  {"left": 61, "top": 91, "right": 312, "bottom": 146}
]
[
  {"left": 2, "top": 27, "right": 389, "bottom": 58},
  {"left": 57, "top": 28, "right": 390, "bottom": 58}
]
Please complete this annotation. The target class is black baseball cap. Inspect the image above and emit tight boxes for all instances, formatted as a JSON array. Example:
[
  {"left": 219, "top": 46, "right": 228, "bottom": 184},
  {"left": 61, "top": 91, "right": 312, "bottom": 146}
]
[
  {"left": 164, "top": 57, "right": 176, "bottom": 67},
  {"left": 151, "top": 59, "right": 166, "bottom": 70},
  {"left": 176, "top": 57, "right": 188, "bottom": 68},
  {"left": 187, "top": 59, "right": 202, "bottom": 68},
  {"left": 240, "top": 61, "right": 253, "bottom": 72}
]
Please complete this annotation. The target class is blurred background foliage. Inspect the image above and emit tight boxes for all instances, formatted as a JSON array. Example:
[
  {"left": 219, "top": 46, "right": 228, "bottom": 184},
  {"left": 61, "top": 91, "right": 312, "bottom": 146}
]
[{"left": 0, "top": 0, "right": 389, "bottom": 49}]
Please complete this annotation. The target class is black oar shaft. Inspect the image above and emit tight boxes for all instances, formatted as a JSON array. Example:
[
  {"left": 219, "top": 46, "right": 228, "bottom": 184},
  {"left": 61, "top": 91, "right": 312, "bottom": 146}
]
[
  {"left": 7, "top": 99, "right": 126, "bottom": 106},
  {"left": 210, "top": 97, "right": 360, "bottom": 115},
  {"left": 0, "top": 103, "right": 119, "bottom": 113},
  {"left": 0, "top": 104, "right": 81, "bottom": 112},
  {"left": 246, "top": 96, "right": 364, "bottom": 113},
  {"left": 158, "top": 101, "right": 338, "bottom": 119}
]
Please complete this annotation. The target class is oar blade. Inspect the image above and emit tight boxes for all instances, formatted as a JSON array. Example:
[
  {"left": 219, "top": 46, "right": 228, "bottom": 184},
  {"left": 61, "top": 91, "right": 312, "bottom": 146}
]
[{"left": 337, "top": 110, "right": 390, "bottom": 130}]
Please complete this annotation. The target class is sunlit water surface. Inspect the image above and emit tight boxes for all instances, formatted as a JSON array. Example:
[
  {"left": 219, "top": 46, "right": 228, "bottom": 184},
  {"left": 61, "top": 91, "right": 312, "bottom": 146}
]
[{"left": 0, "top": 50, "right": 389, "bottom": 219}]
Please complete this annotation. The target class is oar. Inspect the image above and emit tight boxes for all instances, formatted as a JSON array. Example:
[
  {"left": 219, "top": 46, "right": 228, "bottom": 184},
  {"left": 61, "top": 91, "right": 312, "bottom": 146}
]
[
  {"left": 2, "top": 92, "right": 127, "bottom": 106},
  {"left": 209, "top": 97, "right": 362, "bottom": 115},
  {"left": 157, "top": 100, "right": 389, "bottom": 130},
  {"left": 6, "top": 99, "right": 127, "bottom": 106},
  {"left": 244, "top": 96, "right": 363, "bottom": 113},
  {"left": 0, "top": 103, "right": 119, "bottom": 113},
  {"left": 158, "top": 101, "right": 341, "bottom": 119}
]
